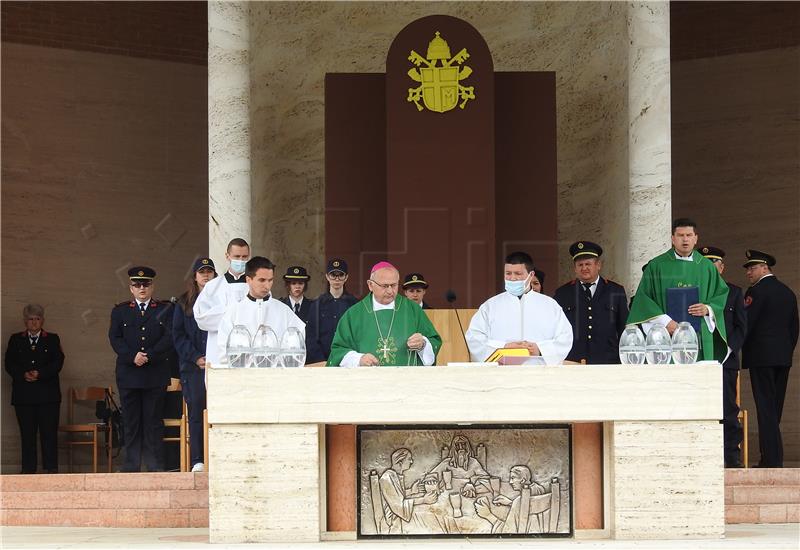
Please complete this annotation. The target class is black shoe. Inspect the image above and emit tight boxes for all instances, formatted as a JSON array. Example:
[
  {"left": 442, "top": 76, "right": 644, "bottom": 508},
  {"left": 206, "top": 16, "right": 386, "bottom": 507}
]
[
  {"left": 20, "top": 469, "right": 36, "bottom": 475},
  {"left": 725, "top": 460, "right": 744, "bottom": 468},
  {"left": 118, "top": 466, "right": 140, "bottom": 473}
]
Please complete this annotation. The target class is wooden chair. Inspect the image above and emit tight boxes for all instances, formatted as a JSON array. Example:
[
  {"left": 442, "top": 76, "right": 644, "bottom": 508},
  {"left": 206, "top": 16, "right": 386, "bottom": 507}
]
[
  {"left": 517, "top": 477, "right": 561, "bottom": 534},
  {"left": 737, "top": 373, "right": 750, "bottom": 468},
  {"left": 58, "top": 386, "right": 114, "bottom": 473},
  {"left": 163, "top": 378, "right": 188, "bottom": 472}
]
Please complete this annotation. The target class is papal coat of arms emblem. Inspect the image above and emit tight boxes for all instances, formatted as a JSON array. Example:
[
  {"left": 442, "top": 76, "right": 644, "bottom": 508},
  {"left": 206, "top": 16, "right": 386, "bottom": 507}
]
[{"left": 407, "top": 31, "right": 476, "bottom": 113}]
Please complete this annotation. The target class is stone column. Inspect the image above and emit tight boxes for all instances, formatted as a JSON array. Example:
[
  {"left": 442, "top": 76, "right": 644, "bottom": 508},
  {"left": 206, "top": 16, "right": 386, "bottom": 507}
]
[
  {"left": 626, "top": 2, "right": 672, "bottom": 292},
  {"left": 208, "top": 1, "right": 251, "bottom": 269}
]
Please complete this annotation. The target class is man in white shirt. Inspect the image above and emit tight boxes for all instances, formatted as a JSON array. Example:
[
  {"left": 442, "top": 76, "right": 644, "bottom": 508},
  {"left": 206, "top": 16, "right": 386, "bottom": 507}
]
[
  {"left": 216, "top": 256, "right": 305, "bottom": 365},
  {"left": 466, "top": 252, "right": 573, "bottom": 364},
  {"left": 193, "top": 238, "right": 251, "bottom": 366}
]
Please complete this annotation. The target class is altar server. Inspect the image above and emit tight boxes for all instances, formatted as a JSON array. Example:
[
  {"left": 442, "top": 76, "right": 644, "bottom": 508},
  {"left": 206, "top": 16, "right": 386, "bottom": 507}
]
[
  {"left": 466, "top": 252, "right": 573, "bottom": 364},
  {"left": 627, "top": 218, "right": 728, "bottom": 361},
  {"left": 193, "top": 238, "right": 251, "bottom": 365},
  {"left": 327, "top": 262, "right": 441, "bottom": 367},
  {"left": 216, "top": 256, "right": 305, "bottom": 364}
]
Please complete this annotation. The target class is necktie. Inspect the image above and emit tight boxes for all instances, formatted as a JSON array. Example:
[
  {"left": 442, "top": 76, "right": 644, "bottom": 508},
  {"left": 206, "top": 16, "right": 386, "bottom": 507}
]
[
  {"left": 30, "top": 336, "right": 38, "bottom": 349},
  {"left": 294, "top": 302, "right": 300, "bottom": 314},
  {"left": 581, "top": 283, "right": 593, "bottom": 302},
  {"left": 139, "top": 303, "right": 146, "bottom": 316}
]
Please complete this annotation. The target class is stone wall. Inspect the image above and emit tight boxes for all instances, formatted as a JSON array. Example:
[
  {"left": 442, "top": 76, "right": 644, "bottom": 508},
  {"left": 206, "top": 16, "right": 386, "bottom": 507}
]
[
  {"left": 671, "top": 46, "right": 800, "bottom": 465},
  {"left": 247, "top": 1, "right": 638, "bottom": 297},
  {"left": 1, "top": 43, "right": 208, "bottom": 472}
]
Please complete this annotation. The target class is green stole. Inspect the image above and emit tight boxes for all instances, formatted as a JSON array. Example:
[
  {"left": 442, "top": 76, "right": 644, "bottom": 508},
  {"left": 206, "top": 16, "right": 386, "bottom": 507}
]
[{"left": 628, "top": 249, "right": 729, "bottom": 361}]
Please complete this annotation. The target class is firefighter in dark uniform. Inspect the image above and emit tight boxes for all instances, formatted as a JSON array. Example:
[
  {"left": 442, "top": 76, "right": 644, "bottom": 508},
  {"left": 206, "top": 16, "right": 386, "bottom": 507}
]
[
  {"left": 108, "top": 267, "right": 173, "bottom": 472},
  {"left": 741, "top": 250, "right": 799, "bottom": 468},
  {"left": 305, "top": 259, "right": 358, "bottom": 364},
  {"left": 700, "top": 246, "right": 747, "bottom": 468},
  {"left": 554, "top": 241, "right": 629, "bottom": 364},
  {"left": 403, "top": 273, "right": 431, "bottom": 309},
  {"left": 4, "top": 304, "right": 65, "bottom": 473},
  {"left": 279, "top": 266, "right": 313, "bottom": 323}
]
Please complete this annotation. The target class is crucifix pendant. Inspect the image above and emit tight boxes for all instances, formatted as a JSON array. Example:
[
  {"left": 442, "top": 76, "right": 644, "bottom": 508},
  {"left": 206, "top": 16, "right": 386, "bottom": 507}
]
[{"left": 378, "top": 339, "right": 392, "bottom": 363}]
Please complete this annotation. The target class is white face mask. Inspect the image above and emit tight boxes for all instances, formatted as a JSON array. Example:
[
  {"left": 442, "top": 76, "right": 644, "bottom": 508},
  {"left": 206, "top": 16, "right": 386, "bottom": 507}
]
[
  {"left": 230, "top": 259, "right": 247, "bottom": 274},
  {"left": 504, "top": 272, "right": 532, "bottom": 297}
]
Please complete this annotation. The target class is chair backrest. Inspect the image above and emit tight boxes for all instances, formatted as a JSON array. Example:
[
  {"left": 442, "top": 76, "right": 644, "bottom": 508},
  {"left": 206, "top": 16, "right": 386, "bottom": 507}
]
[
  {"left": 166, "top": 378, "right": 182, "bottom": 392},
  {"left": 68, "top": 386, "right": 111, "bottom": 424},
  {"left": 517, "top": 478, "right": 561, "bottom": 534},
  {"left": 368, "top": 470, "right": 384, "bottom": 534}
]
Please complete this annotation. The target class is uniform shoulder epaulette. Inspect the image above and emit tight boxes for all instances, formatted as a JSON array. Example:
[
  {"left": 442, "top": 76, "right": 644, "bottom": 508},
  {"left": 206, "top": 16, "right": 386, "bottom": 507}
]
[
  {"left": 114, "top": 300, "right": 136, "bottom": 308},
  {"left": 41, "top": 330, "right": 49, "bottom": 337},
  {"left": 569, "top": 279, "right": 577, "bottom": 286},
  {"left": 603, "top": 277, "right": 622, "bottom": 287}
]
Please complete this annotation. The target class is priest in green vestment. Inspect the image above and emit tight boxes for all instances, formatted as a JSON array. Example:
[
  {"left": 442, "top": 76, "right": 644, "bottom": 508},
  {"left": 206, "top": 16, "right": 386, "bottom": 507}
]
[
  {"left": 327, "top": 262, "right": 442, "bottom": 367},
  {"left": 628, "top": 218, "right": 729, "bottom": 361}
]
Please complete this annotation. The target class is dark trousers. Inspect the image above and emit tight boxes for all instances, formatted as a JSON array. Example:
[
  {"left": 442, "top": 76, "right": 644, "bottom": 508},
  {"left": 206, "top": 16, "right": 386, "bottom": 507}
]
[
  {"left": 180, "top": 368, "right": 207, "bottom": 467},
  {"left": 119, "top": 386, "right": 166, "bottom": 472},
  {"left": 749, "top": 366, "right": 791, "bottom": 467},
  {"left": 722, "top": 368, "right": 743, "bottom": 464},
  {"left": 14, "top": 402, "right": 60, "bottom": 473}
]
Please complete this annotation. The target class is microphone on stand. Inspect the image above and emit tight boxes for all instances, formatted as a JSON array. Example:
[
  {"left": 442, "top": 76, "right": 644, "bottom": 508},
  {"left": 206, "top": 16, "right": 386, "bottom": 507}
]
[{"left": 445, "top": 290, "right": 469, "bottom": 356}]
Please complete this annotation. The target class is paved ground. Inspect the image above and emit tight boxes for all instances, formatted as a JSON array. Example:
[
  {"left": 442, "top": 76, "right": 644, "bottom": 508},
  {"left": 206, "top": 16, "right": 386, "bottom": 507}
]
[{"left": 1, "top": 524, "right": 799, "bottom": 549}]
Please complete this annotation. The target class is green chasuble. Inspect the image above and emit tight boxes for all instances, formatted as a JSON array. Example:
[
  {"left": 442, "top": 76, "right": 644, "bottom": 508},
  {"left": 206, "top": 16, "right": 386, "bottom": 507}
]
[
  {"left": 628, "top": 249, "right": 729, "bottom": 361},
  {"left": 327, "top": 294, "right": 442, "bottom": 366}
]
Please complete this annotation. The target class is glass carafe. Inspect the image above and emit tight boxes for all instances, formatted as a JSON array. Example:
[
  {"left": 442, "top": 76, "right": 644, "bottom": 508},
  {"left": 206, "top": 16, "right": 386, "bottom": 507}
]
[
  {"left": 645, "top": 324, "right": 672, "bottom": 365},
  {"left": 280, "top": 326, "right": 306, "bottom": 368},
  {"left": 671, "top": 321, "right": 699, "bottom": 364},
  {"left": 225, "top": 325, "right": 252, "bottom": 368},
  {"left": 619, "top": 326, "right": 646, "bottom": 365},
  {"left": 251, "top": 325, "right": 280, "bottom": 368}
]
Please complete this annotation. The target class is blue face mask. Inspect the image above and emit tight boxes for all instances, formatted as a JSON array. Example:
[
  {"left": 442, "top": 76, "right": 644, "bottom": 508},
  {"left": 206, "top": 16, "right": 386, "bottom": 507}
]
[
  {"left": 230, "top": 259, "right": 247, "bottom": 274},
  {"left": 504, "top": 273, "right": 531, "bottom": 297}
]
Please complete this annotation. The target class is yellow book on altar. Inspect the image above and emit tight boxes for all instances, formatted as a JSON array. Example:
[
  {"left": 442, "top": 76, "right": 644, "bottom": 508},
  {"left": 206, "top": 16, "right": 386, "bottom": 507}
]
[{"left": 485, "top": 348, "right": 530, "bottom": 363}]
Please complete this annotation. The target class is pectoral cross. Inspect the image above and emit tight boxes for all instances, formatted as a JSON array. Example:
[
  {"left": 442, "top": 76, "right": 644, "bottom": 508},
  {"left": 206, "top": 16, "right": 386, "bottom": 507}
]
[{"left": 378, "top": 338, "right": 392, "bottom": 363}]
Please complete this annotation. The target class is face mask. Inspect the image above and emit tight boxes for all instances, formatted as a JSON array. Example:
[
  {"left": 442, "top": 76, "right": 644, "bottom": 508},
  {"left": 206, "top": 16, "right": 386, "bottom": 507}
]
[
  {"left": 230, "top": 259, "right": 247, "bottom": 274},
  {"left": 504, "top": 273, "right": 532, "bottom": 297}
]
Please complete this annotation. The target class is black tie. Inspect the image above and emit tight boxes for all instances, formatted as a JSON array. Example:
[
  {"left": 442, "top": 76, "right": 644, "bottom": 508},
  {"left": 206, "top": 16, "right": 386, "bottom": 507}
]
[
  {"left": 581, "top": 283, "right": 593, "bottom": 302},
  {"left": 139, "top": 303, "right": 146, "bottom": 316},
  {"left": 294, "top": 302, "right": 300, "bottom": 314},
  {"left": 30, "top": 336, "right": 38, "bottom": 348}
]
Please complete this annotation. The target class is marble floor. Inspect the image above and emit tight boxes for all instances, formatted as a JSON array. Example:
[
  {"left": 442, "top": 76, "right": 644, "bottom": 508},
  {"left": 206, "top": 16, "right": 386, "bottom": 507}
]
[{"left": 1, "top": 524, "right": 799, "bottom": 549}]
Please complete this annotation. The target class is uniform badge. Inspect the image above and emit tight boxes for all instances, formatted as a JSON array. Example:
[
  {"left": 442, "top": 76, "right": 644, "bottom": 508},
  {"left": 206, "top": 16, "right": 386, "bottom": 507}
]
[
  {"left": 702, "top": 247, "right": 709, "bottom": 254},
  {"left": 407, "top": 31, "right": 475, "bottom": 113},
  {"left": 138, "top": 270, "right": 144, "bottom": 276},
  {"left": 333, "top": 261, "right": 340, "bottom": 267},
  {"left": 293, "top": 268, "right": 299, "bottom": 274},
  {"left": 412, "top": 275, "right": 418, "bottom": 281},
  {"left": 744, "top": 296, "right": 753, "bottom": 307},
  {"left": 202, "top": 259, "right": 209, "bottom": 265},
  {"left": 577, "top": 243, "right": 584, "bottom": 249}
]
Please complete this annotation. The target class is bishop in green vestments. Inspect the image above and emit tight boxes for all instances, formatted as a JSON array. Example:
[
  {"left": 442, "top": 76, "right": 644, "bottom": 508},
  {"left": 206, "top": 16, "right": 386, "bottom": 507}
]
[
  {"left": 628, "top": 219, "right": 729, "bottom": 361},
  {"left": 327, "top": 262, "right": 442, "bottom": 367}
]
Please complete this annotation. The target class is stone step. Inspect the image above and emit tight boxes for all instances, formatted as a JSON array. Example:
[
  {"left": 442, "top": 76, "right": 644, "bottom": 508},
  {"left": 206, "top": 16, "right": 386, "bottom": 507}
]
[
  {"left": 725, "top": 485, "right": 800, "bottom": 505},
  {"left": 725, "top": 503, "right": 800, "bottom": 524},
  {"left": 724, "top": 468, "right": 800, "bottom": 486},
  {"left": 0, "top": 472, "right": 208, "bottom": 528}
]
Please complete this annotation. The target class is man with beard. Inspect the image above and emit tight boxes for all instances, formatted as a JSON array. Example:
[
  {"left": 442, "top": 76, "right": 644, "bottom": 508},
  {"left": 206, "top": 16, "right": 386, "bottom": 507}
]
[{"left": 429, "top": 434, "right": 490, "bottom": 498}]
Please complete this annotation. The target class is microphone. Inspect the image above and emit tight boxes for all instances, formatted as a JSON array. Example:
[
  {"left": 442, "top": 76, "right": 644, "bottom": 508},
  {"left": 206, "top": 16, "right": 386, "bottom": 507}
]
[{"left": 445, "top": 290, "right": 469, "bottom": 359}]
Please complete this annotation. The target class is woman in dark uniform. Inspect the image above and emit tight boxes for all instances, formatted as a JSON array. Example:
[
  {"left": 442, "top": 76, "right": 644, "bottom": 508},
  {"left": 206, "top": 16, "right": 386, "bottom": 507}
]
[
  {"left": 172, "top": 257, "right": 217, "bottom": 472},
  {"left": 5, "top": 304, "right": 64, "bottom": 473}
]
